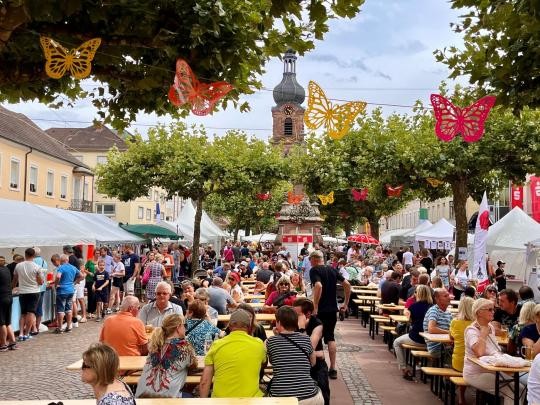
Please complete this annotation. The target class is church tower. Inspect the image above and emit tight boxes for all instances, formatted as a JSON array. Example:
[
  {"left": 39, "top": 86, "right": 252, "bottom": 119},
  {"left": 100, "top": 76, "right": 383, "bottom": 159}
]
[{"left": 270, "top": 49, "right": 305, "bottom": 153}]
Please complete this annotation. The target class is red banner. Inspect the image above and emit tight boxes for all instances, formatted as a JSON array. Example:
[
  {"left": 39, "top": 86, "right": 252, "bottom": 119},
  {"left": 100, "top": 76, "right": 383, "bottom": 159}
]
[
  {"left": 510, "top": 183, "right": 524, "bottom": 209},
  {"left": 531, "top": 176, "right": 540, "bottom": 222},
  {"left": 282, "top": 235, "right": 313, "bottom": 244}
]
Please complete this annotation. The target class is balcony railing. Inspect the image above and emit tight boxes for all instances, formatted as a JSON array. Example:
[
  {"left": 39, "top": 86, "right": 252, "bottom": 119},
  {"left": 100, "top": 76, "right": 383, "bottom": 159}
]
[{"left": 70, "top": 199, "right": 93, "bottom": 212}]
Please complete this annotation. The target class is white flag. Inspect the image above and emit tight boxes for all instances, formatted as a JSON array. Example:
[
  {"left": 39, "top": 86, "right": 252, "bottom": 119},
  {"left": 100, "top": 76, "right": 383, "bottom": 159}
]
[{"left": 473, "top": 192, "right": 490, "bottom": 281}]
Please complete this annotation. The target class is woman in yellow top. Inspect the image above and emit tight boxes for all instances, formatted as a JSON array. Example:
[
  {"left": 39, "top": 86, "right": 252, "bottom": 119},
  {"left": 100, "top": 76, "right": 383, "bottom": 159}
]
[{"left": 449, "top": 297, "right": 474, "bottom": 405}]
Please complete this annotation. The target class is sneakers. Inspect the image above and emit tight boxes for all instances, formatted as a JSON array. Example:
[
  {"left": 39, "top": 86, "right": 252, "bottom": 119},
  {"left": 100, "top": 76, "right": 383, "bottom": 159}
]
[
  {"left": 95, "top": 317, "right": 102, "bottom": 322},
  {"left": 329, "top": 369, "right": 338, "bottom": 380},
  {"left": 79, "top": 317, "right": 87, "bottom": 323},
  {"left": 105, "top": 309, "right": 112, "bottom": 315},
  {"left": 17, "top": 335, "right": 28, "bottom": 342},
  {"left": 73, "top": 322, "right": 79, "bottom": 328}
]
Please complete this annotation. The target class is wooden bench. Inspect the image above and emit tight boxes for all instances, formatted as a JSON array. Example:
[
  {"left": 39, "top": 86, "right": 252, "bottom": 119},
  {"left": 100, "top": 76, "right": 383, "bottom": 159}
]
[
  {"left": 420, "top": 367, "right": 462, "bottom": 399},
  {"left": 123, "top": 375, "right": 202, "bottom": 386},
  {"left": 357, "top": 305, "right": 372, "bottom": 326},
  {"left": 400, "top": 343, "right": 427, "bottom": 368},
  {"left": 446, "top": 376, "right": 469, "bottom": 405},
  {"left": 379, "top": 324, "right": 396, "bottom": 348},
  {"left": 410, "top": 350, "right": 437, "bottom": 377},
  {"left": 369, "top": 315, "right": 390, "bottom": 339}
]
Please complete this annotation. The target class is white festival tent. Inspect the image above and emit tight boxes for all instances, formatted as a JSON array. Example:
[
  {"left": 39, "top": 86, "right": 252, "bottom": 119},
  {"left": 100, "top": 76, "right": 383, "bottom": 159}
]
[
  {"left": 242, "top": 233, "right": 277, "bottom": 243},
  {"left": 165, "top": 199, "right": 228, "bottom": 249},
  {"left": 0, "top": 197, "right": 142, "bottom": 250},
  {"left": 390, "top": 220, "right": 433, "bottom": 247},
  {"left": 486, "top": 207, "right": 540, "bottom": 281},
  {"left": 380, "top": 228, "right": 411, "bottom": 245},
  {"left": 415, "top": 218, "right": 455, "bottom": 243}
]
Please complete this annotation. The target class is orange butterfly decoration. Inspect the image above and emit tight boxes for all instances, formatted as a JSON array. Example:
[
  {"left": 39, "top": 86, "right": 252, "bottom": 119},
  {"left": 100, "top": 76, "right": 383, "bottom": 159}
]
[
  {"left": 351, "top": 187, "right": 368, "bottom": 201},
  {"left": 427, "top": 178, "right": 444, "bottom": 187},
  {"left": 40, "top": 36, "right": 101, "bottom": 79},
  {"left": 386, "top": 184, "right": 403, "bottom": 197},
  {"left": 168, "top": 59, "right": 233, "bottom": 116},
  {"left": 287, "top": 191, "right": 303, "bottom": 205}
]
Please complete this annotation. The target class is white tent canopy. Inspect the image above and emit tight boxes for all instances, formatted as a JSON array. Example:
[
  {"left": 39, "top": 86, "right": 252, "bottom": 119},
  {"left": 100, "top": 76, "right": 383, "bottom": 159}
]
[
  {"left": 415, "top": 218, "right": 455, "bottom": 242},
  {"left": 380, "top": 228, "right": 411, "bottom": 245},
  {"left": 242, "top": 233, "right": 277, "bottom": 243},
  {"left": 487, "top": 207, "right": 540, "bottom": 251},
  {"left": 323, "top": 235, "right": 347, "bottom": 245},
  {"left": 0, "top": 197, "right": 142, "bottom": 248},
  {"left": 391, "top": 220, "right": 433, "bottom": 246}
]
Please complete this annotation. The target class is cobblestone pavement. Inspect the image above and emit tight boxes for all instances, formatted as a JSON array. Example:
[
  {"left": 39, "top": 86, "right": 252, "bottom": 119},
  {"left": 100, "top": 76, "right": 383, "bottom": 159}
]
[{"left": 1, "top": 321, "right": 101, "bottom": 400}]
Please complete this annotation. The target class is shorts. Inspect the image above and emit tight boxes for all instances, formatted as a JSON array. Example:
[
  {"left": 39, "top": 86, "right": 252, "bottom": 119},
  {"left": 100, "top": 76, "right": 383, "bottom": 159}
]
[
  {"left": 19, "top": 293, "right": 40, "bottom": 315},
  {"left": 56, "top": 293, "right": 74, "bottom": 314},
  {"left": 0, "top": 297, "right": 13, "bottom": 326},
  {"left": 112, "top": 277, "right": 123, "bottom": 289},
  {"left": 75, "top": 280, "right": 86, "bottom": 299},
  {"left": 95, "top": 289, "right": 109, "bottom": 303},
  {"left": 35, "top": 291, "right": 45, "bottom": 317},
  {"left": 318, "top": 311, "right": 337, "bottom": 343}
]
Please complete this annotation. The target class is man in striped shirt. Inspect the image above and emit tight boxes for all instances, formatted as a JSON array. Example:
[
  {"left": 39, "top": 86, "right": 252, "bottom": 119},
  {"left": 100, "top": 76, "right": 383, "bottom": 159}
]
[{"left": 422, "top": 288, "right": 452, "bottom": 356}]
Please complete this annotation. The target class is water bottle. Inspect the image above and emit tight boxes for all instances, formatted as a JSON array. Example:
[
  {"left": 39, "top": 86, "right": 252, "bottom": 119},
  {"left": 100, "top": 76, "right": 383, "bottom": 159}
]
[{"left": 203, "top": 333, "right": 213, "bottom": 354}]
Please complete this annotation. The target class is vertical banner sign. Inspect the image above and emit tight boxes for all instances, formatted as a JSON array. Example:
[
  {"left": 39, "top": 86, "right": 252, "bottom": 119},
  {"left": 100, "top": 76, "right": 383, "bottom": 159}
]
[
  {"left": 473, "top": 192, "right": 489, "bottom": 281},
  {"left": 510, "top": 183, "right": 524, "bottom": 209},
  {"left": 531, "top": 176, "right": 540, "bottom": 222}
]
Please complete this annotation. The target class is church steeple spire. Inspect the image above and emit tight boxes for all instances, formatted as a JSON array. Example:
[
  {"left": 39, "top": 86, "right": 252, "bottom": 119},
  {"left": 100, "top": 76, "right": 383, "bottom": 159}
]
[{"left": 272, "top": 49, "right": 305, "bottom": 106}]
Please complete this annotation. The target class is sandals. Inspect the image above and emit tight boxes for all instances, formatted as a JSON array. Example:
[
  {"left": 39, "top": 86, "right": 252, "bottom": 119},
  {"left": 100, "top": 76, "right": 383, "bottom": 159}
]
[
  {"left": 0, "top": 345, "right": 7, "bottom": 352},
  {"left": 8, "top": 343, "right": 18, "bottom": 350},
  {"left": 402, "top": 370, "right": 415, "bottom": 381}
]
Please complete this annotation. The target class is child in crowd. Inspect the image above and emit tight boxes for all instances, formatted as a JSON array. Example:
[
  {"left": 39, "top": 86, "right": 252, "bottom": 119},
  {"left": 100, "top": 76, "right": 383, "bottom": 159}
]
[{"left": 93, "top": 260, "right": 110, "bottom": 321}]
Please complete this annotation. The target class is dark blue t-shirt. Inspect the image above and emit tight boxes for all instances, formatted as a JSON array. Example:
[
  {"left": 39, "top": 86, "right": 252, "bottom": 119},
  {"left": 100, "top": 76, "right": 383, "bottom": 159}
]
[
  {"left": 122, "top": 253, "right": 140, "bottom": 279},
  {"left": 408, "top": 301, "right": 432, "bottom": 344},
  {"left": 519, "top": 323, "right": 540, "bottom": 348},
  {"left": 93, "top": 270, "right": 109, "bottom": 289}
]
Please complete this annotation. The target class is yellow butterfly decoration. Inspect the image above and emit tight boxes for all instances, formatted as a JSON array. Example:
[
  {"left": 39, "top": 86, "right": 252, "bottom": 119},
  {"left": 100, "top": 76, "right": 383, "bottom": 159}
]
[
  {"left": 256, "top": 210, "right": 264, "bottom": 217},
  {"left": 40, "top": 36, "right": 102, "bottom": 79},
  {"left": 318, "top": 191, "right": 334, "bottom": 205},
  {"left": 305, "top": 81, "right": 367, "bottom": 140},
  {"left": 427, "top": 178, "right": 444, "bottom": 187}
]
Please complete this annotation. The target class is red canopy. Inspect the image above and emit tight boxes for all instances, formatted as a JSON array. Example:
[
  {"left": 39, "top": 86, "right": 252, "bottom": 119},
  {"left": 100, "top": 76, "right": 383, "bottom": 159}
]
[{"left": 347, "top": 234, "right": 379, "bottom": 245}]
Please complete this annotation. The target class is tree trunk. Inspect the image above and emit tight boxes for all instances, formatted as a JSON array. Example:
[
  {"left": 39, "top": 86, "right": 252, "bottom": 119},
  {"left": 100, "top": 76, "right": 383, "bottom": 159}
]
[
  {"left": 191, "top": 196, "right": 204, "bottom": 274},
  {"left": 344, "top": 222, "right": 352, "bottom": 236},
  {"left": 451, "top": 179, "right": 469, "bottom": 255},
  {"left": 0, "top": 5, "right": 29, "bottom": 50},
  {"left": 368, "top": 218, "right": 380, "bottom": 240},
  {"left": 233, "top": 227, "right": 239, "bottom": 241}
]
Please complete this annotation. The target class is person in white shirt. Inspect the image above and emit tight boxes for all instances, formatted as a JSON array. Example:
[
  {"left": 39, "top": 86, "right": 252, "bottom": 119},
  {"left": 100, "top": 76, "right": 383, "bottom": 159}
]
[
  {"left": 528, "top": 352, "right": 540, "bottom": 404},
  {"left": 402, "top": 247, "right": 414, "bottom": 270}
]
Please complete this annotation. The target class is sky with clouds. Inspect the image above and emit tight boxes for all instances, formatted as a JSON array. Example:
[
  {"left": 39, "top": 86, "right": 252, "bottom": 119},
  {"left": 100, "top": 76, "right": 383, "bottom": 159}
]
[{"left": 4, "top": 0, "right": 468, "bottom": 141}]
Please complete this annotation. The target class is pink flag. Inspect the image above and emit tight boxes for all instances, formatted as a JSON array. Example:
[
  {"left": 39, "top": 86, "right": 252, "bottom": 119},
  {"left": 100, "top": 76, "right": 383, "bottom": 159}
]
[{"left": 473, "top": 192, "right": 489, "bottom": 281}]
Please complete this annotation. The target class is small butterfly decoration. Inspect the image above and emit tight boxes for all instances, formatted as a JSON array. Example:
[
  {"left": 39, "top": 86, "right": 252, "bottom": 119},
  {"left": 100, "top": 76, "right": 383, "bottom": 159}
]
[
  {"left": 430, "top": 94, "right": 497, "bottom": 143},
  {"left": 168, "top": 59, "right": 234, "bottom": 116},
  {"left": 305, "top": 81, "right": 367, "bottom": 140},
  {"left": 256, "top": 192, "right": 271, "bottom": 201},
  {"left": 287, "top": 191, "right": 304, "bottom": 205},
  {"left": 318, "top": 191, "right": 334, "bottom": 206},
  {"left": 386, "top": 184, "right": 403, "bottom": 198},
  {"left": 256, "top": 210, "right": 265, "bottom": 217},
  {"left": 426, "top": 178, "right": 444, "bottom": 188},
  {"left": 40, "top": 36, "right": 101, "bottom": 79},
  {"left": 351, "top": 187, "right": 368, "bottom": 201}
]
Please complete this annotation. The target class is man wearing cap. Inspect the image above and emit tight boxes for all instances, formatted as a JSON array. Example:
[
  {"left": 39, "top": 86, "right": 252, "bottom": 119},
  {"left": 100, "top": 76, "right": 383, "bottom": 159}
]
[
  {"left": 495, "top": 260, "right": 506, "bottom": 291},
  {"left": 309, "top": 250, "right": 351, "bottom": 380},
  {"left": 200, "top": 309, "right": 266, "bottom": 398}
]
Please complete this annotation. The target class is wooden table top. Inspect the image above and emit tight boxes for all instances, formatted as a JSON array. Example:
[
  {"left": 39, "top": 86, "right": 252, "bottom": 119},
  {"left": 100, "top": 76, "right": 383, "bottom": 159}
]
[
  {"left": 468, "top": 356, "right": 531, "bottom": 373},
  {"left": 389, "top": 314, "right": 409, "bottom": 323},
  {"left": 67, "top": 356, "right": 206, "bottom": 372},
  {"left": 377, "top": 304, "right": 405, "bottom": 311},
  {"left": 241, "top": 279, "right": 257, "bottom": 284},
  {"left": 218, "top": 313, "right": 276, "bottom": 323},
  {"left": 354, "top": 296, "right": 381, "bottom": 301},
  {"left": 0, "top": 399, "right": 299, "bottom": 405},
  {"left": 244, "top": 294, "right": 266, "bottom": 301},
  {"left": 351, "top": 289, "right": 378, "bottom": 295},
  {"left": 247, "top": 302, "right": 264, "bottom": 309},
  {"left": 419, "top": 332, "right": 452, "bottom": 343}
]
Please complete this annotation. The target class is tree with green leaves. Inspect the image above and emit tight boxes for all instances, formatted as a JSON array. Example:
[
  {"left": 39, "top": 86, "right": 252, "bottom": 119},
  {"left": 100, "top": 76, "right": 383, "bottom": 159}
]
[
  {"left": 96, "top": 123, "right": 289, "bottom": 272},
  {"left": 0, "top": 0, "right": 364, "bottom": 129},
  {"left": 435, "top": 0, "right": 540, "bottom": 112},
  {"left": 204, "top": 180, "right": 291, "bottom": 240},
  {"left": 357, "top": 89, "right": 540, "bottom": 251}
]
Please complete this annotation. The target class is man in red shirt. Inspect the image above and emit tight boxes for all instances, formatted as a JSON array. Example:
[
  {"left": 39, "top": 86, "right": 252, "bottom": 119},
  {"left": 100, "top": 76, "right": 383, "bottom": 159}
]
[{"left": 99, "top": 296, "right": 148, "bottom": 356}]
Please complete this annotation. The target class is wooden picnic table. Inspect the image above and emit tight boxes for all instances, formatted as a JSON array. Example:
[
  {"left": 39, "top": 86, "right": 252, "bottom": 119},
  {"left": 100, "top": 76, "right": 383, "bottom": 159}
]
[
  {"left": 218, "top": 313, "right": 275, "bottom": 323},
  {"left": 376, "top": 304, "right": 405, "bottom": 312},
  {"left": 241, "top": 279, "right": 257, "bottom": 284},
  {"left": 351, "top": 289, "right": 378, "bottom": 295},
  {"left": 419, "top": 332, "right": 452, "bottom": 343},
  {"left": 247, "top": 302, "right": 264, "bottom": 309},
  {"left": 244, "top": 294, "right": 265, "bottom": 301},
  {"left": 67, "top": 356, "right": 206, "bottom": 372},
  {"left": 0, "top": 399, "right": 299, "bottom": 405},
  {"left": 389, "top": 314, "right": 409, "bottom": 323},
  {"left": 468, "top": 356, "right": 530, "bottom": 405}
]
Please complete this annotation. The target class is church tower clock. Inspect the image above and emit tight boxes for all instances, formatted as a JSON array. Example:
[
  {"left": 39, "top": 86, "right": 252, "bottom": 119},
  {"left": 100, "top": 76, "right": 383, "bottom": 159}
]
[{"left": 270, "top": 49, "right": 305, "bottom": 153}]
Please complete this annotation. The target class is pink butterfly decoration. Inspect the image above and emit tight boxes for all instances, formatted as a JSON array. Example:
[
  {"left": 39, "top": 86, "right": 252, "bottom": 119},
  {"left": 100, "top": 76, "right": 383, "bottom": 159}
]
[
  {"left": 351, "top": 187, "right": 368, "bottom": 201},
  {"left": 430, "top": 94, "right": 496, "bottom": 143},
  {"left": 386, "top": 184, "right": 403, "bottom": 197}
]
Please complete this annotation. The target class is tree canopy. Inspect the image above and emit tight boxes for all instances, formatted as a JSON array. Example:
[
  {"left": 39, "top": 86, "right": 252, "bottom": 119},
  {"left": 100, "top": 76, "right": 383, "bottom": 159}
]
[
  {"left": 435, "top": 0, "right": 540, "bottom": 112},
  {"left": 0, "top": 0, "right": 364, "bottom": 129},
  {"left": 96, "top": 124, "right": 289, "bottom": 271}
]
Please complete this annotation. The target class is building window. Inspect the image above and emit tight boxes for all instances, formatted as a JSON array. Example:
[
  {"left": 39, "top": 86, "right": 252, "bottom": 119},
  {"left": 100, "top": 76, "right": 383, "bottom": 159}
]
[
  {"left": 60, "top": 175, "right": 68, "bottom": 199},
  {"left": 46, "top": 171, "right": 54, "bottom": 196},
  {"left": 10, "top": 158, "right": 20, "bottom": 189},
  {"left": 138, "top": 207, "right": 144, "bottom": 219},
  {"left": 284, "top": 118, "right": 293, "bottom": 136},
  {"left": 449, "top": 200, "right": 455, "bottom": 219},
  {"left": 146, "top": 208, "right": 152, "bottom": 220},
  {"left": 96, "top": 156, "right": 108, "bottom": 165},
  {"left": 154, "top": 191, "right": 159, "bottom": 201},
  {"left": 29, "top": 166, "right": 38, "bottom": 193},
  {"left": 96, "top": 204, "right": 116, "bottom": 217}
]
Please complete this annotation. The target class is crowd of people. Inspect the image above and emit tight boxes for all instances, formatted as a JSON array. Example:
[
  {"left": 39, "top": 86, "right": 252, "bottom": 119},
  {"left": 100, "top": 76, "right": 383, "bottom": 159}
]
[{"left": 2, "top": 238, "right": 534, "bottom": 404}]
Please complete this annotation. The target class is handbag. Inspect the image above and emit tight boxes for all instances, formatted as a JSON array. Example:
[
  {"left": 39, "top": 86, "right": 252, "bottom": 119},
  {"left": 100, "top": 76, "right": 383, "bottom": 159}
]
[{"left": 142, "top": 267, "right": 151, "bottom": 286}]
